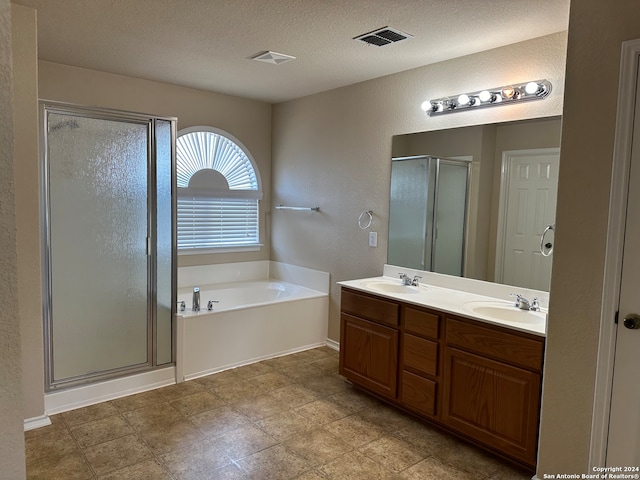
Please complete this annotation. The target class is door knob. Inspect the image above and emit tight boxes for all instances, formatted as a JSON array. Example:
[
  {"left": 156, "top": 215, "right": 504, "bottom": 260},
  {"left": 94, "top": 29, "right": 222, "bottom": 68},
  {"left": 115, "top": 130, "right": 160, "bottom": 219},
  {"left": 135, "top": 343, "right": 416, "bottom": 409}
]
[{"left": 623, "top": 313, "right": 640, "bottom": 330}]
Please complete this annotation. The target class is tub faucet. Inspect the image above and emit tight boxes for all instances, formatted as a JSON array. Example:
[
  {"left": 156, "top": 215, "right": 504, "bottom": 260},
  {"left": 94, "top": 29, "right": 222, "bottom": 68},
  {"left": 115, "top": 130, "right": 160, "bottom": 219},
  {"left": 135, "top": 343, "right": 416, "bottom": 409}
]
[{"left": 192, "top": 287, "right": 200, "bottom": 312}]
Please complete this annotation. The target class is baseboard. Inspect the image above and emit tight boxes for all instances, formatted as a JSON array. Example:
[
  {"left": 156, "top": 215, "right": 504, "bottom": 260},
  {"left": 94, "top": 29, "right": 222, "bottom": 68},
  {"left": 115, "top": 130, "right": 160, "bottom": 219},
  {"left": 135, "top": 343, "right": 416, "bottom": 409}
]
[
  {"left": 44, "top": 366, "right": 176, "bottom": 415},
  {"left": 24, "top": 415, "right": 52, "bottom": 432},
  {"left": 325, "top": 338, "right": 339, "bottom": 351}
]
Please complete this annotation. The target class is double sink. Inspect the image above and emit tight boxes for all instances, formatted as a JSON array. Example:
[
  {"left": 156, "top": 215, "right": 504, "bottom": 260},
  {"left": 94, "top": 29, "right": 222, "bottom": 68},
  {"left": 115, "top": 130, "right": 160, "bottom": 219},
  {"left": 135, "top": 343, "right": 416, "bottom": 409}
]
[{"left": 357, "top": 278, "right": 546, "bottom": 334}]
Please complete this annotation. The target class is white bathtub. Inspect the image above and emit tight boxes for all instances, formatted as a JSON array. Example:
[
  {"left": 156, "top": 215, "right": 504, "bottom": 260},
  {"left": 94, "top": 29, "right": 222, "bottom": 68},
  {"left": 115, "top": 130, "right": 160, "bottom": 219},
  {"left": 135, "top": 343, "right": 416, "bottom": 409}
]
[{"left": 175, "top": 279, "right": 329, "bottom": 382}]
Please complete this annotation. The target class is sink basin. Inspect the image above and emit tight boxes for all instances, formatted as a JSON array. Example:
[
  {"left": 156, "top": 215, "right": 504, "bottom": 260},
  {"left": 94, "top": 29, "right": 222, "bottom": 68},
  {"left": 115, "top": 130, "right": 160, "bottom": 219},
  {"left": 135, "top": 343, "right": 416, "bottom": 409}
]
[
  {"left": 463, "top": 301, "right": 546, "bottom": 324},
  {"left": 360, "top": 280, "right": 421, "bottom": 295}
]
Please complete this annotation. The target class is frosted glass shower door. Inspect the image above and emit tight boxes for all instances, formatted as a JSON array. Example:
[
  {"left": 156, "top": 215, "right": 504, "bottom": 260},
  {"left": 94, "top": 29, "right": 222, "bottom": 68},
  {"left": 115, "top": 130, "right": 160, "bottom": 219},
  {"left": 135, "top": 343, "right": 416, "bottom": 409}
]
[
  {"left": 388, "top": 156, "right": 431, "bottom": 270},
  {"left": 47, "top": 112, "right": 151, "bottom": 383},
  {"left": 432, "top": 160, "right": 470, "bottom": 277}
]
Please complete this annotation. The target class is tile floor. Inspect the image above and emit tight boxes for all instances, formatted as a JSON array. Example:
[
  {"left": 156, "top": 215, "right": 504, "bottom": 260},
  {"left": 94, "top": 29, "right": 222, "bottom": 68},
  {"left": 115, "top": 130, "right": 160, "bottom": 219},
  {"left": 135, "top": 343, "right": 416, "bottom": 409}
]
[{"left": 25, "top": 346, "right": 533, "bottom": 479}]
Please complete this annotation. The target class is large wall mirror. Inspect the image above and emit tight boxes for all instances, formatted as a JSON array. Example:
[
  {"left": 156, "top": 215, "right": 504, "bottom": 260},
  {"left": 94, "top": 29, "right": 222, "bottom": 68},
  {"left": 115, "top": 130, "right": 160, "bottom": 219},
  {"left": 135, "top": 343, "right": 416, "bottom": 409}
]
[{"left": 390, "top": 116, "right": 562, "bottom": 292}]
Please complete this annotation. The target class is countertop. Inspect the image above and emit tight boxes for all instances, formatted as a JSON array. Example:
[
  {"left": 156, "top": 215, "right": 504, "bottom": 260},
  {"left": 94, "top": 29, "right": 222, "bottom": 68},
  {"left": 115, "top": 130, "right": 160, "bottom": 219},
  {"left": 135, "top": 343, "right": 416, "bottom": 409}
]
[{"left": 338, "top": 276, "right": 547, "bottom": 337}]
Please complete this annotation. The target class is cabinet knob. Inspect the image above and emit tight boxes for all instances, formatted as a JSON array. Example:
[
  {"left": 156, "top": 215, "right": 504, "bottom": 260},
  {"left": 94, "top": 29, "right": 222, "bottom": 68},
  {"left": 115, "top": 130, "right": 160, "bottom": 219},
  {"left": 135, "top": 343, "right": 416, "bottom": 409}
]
[{"left": 623, "top": 313, "right": 640, "bottom": 330}]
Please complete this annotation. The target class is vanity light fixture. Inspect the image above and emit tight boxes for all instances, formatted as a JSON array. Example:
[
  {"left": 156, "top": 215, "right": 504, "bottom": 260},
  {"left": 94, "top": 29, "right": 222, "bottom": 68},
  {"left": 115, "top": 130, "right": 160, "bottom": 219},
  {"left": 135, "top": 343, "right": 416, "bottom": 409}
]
[{"left": 423, "top": 79, "right": 552, "bottom": 116}]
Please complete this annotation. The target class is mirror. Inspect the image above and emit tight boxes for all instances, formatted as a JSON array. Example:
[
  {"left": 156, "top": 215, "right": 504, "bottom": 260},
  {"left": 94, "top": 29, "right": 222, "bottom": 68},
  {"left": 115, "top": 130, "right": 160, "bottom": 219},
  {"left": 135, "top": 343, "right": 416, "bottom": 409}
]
[{"left": 390, "top": 116, "right": 562, "bottom": 292}]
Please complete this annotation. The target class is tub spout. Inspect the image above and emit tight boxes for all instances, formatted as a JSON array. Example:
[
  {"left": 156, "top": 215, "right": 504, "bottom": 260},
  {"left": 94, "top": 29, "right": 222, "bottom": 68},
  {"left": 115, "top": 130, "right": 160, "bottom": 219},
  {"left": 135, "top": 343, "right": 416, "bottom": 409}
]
[{"left": 192, "top": 287, "right": 200, "bottom": 312}]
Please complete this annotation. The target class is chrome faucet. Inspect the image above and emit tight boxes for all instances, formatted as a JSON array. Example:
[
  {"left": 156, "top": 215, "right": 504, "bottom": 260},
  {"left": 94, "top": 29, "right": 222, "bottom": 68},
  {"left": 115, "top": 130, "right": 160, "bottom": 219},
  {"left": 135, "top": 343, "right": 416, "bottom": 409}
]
[
  {"left": 192, "top": 287, "right": 200, "bottom": 312},
  {"left": 207, "top": 299, "right": 219, "bottom": 311},
  {"left": 512, "top": 294, "right": 540, "bottom": 311},
  {"left": 399, "top": 273, "right": 422, "bottom": 286}
]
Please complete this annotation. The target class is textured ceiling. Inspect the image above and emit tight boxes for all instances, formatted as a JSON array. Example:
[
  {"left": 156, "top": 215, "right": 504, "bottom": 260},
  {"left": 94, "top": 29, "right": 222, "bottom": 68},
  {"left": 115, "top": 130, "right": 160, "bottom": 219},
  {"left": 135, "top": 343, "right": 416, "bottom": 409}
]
[{"left": 13, "top": 0, "right": 570, "bottom": 103}]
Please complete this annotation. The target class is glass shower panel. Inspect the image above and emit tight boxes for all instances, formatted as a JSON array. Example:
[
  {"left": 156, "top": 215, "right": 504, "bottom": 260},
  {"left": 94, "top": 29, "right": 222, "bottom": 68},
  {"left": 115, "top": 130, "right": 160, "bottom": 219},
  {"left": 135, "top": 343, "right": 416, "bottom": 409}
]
[
  {"left": 388, "top": 157, "right": 430, "bottom": 270},
  {"left": 155, "top": 119, "right": 173, "bottom": 365},
  {"left": 432, "top": 160, "right": 470, "bottom": 277},
  {"left": 48, "top": 113, "right": 150, "bottom": 382}
]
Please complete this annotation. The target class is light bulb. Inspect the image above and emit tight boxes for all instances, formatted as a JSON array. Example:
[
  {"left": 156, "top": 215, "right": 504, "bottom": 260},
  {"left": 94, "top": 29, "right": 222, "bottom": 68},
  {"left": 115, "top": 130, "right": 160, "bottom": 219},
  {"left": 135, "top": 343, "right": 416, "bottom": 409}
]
[
  {"left": 457, "top": 94, "right": 470, "bottom": 106},
  {"left": 478, "top": 90, "right": 492, "bottom": 102},
  {"left": 421, "top": 100, "right": 432, "bottom": 112},
  {"left": 501, "top": 86, "right": 515, "bottom": 99},
  {"left": 525, "top": 82, "right": 540, "bottom": 95}
]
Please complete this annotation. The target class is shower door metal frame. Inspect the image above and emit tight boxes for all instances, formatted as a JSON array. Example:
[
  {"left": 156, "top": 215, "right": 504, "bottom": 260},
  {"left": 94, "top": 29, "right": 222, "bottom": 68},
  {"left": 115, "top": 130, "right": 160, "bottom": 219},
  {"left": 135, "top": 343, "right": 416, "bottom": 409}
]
[{"left": 40, "top": 101, "right": 177, "bottom": 391}]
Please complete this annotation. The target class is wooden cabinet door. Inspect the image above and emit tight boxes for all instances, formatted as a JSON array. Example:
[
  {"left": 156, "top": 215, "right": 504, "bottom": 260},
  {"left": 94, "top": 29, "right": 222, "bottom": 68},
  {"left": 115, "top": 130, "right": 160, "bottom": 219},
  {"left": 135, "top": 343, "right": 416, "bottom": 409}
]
[
  {"left": 339, "top": 313, "right": 398, "bottom": 399},
  {"left": 442, "top": 347, "right": 541, "bottom": 466}
]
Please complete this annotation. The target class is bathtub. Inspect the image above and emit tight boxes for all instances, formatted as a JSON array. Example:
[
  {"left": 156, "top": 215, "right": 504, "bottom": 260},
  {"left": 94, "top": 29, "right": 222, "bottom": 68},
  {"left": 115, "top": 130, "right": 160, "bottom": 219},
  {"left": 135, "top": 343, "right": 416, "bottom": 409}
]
[{"left": 175, "top": 279, "right": 329, "bottom": 382}]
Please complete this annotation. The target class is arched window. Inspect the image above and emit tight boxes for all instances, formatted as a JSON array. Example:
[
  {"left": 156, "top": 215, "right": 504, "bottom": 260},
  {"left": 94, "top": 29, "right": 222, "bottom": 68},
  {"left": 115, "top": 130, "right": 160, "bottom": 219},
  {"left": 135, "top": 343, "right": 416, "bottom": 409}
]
[{"left": 176, "top": 127, "right": 263, "bottom": 252}]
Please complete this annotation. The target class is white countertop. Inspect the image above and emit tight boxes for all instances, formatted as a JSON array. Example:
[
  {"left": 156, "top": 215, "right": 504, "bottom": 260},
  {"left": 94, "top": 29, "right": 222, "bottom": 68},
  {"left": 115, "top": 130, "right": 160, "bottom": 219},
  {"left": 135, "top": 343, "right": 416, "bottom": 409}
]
[{"left": 338, "top": 276, "right": 547, "bottom": 337}]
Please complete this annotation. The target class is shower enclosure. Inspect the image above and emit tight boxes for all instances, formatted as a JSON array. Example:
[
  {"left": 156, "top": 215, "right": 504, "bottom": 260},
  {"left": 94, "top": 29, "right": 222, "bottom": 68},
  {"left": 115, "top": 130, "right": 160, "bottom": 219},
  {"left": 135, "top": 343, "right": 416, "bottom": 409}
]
[
  {"left": 388, "top": 155, "right": 471, "bottom": 276},
  {"left": 41, "top": 102, "right": 176, "bottom": 391}
]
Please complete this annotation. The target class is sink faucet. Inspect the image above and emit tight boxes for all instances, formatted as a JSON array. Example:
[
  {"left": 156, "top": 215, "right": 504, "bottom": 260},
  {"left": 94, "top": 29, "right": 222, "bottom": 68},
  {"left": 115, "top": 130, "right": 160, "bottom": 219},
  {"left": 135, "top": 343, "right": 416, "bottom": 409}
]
[
  {"left": 399, "top": 273, "right": 422, "bottom": 286},
  {"left": 192, "top": 287, "right": 200, "bottom": 312},
  {"left": 512, "top": 294, "right": 540, "bottom": 311}
]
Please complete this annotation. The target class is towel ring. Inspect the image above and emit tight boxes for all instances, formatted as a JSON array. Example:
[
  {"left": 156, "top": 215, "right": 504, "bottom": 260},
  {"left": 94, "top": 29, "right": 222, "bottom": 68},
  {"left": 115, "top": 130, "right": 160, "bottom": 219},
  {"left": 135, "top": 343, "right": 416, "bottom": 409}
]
[{"left": 358, "top": 210, "right": 373, "bottom": 230}]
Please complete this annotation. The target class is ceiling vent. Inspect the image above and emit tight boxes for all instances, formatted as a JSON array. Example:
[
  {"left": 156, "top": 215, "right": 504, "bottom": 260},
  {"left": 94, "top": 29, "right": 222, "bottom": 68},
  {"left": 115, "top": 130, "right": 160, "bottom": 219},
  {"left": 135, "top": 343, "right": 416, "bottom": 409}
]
[
  {"left": 251, "top": 51, "right": 296, "bottom": 65},
  {"left": 354, "top": 27, "right": 413, "bottom": 47}
]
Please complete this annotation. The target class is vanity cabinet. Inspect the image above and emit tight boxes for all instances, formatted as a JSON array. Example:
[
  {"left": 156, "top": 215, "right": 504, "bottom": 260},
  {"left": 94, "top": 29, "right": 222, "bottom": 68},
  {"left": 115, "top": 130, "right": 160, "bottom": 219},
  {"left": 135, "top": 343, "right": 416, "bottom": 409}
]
[
  {"left": 339, "top": 289, "right": 399, "bottom": 399},
  {"left": 339, "top": 287, "right": 545, "bottom": 469}
]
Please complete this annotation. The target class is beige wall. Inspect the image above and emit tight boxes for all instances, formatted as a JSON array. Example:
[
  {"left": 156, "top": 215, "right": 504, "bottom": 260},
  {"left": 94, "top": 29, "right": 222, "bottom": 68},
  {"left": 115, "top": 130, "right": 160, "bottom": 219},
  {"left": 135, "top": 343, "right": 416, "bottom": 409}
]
[
  {"left": 38, "top": 61, "right": 272, "bottom": 267},
  {"left": 1, "top": 0, "right": 26, "bottom": 477},
  {"left": 537, "top": 0, "right": 640, "bottom": 474},
  {"left": 12, "top": 3, "right": 42, "bottom": 422},
  {"left": 272, "top": 32, "right": 567, "bottom": 341}
]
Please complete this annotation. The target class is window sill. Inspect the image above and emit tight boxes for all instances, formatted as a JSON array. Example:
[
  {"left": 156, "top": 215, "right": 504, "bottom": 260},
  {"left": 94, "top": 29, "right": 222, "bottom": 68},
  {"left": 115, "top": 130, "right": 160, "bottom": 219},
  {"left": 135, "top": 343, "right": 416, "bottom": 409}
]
[{"left": 178, "top": 244, "right": 263, "bottom": 255}]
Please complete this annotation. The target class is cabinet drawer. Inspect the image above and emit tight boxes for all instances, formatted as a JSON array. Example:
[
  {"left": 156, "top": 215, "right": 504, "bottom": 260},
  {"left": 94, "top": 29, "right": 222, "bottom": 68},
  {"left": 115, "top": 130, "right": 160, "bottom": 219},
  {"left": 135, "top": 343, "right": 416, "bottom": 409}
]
[
  {"left": 404, "top": 307, "right": 440, "bottom": 339},
  {"left": 446, "top": 317, "right": 544, "bottom": 372},
  {"left": 341, "top": 288, "right": 399, "bottom": 327},
  {"left": 401, "top": 370, "right": 437, "bottom": 417},
  {"left": 403, "top": 333, "right": 438, "bottom": 377}
]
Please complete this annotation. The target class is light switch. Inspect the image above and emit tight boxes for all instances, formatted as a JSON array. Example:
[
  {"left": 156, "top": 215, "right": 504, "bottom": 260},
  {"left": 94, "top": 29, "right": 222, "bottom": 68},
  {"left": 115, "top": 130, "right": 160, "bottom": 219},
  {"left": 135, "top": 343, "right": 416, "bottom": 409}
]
[{"left": 369, "top": 231, "right": 378, "bottom": 247}]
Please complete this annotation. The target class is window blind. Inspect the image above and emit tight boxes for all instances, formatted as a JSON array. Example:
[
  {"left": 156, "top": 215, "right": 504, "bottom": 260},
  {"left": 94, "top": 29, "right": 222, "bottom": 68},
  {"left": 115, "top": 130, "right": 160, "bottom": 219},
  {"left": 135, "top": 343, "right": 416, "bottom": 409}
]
[{"left": 177, "top": 196, "right": 259, "bottom": 249}]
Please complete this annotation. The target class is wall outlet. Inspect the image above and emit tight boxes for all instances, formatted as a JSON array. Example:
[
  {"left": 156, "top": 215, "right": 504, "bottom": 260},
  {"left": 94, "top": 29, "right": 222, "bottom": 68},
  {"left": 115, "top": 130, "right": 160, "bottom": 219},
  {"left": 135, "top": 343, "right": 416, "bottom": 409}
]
[{"left": 369, "top": 231, "right": 378, "bottom": 247}]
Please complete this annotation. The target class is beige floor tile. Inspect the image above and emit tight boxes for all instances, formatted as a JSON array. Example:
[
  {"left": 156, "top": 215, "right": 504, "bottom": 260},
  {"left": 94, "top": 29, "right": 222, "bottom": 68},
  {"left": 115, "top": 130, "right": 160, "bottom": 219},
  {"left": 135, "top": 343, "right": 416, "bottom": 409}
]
[
  {"left": 283, "top": 428, "right": 353, "bottom": 467},
  {"left": 393, "top": 422, "right": 457, "bottom": 456},
  {"left": 328, "top": 387, "right": 382, "bottom": 414},
  {"left": 192, "top": 405, "right": 251, "bottom": 436},
  {"left": 97, "top": 459, "right": 172, "bottom": 479},
  {"left": 435, "top": 440, "right": 505, "bottom": 477},
  {"left": 237, "top": 444, "right": 311, "bottom": 480},
  {"left": 153, "top": 381, "right": 205, "bottom": 401},
  {"left": 110, "top": 389, "right": 163, "bottom": 412},
  {"left": 357, "top": 403, "right": 417, "bottom": 433},
  {"left": 262, "top": 353, "right": 306, "bottom": 369},
  {"left": 400, "top": 456, "right": 477, "bottom": 480},
  {"left": 169, "top": 390, "right": 227, "bottom": 416},
  {"left": 308, "top": 356, "right": 339, "bottom": 375},
  {"left": 280, "top": 362, "right": 324, "bottom": 382},
  {"left": 208, "top": 424, "right": 278, "bottom": 461},
  {"left": 24, "top": 413, "right": 66, "bottom": 439},
  {"left": 209, "top": 378, "right": 261, "bottom": 403},
  {"left": 314, "top": 346, "right": 339, "bottom": 356},
  {"left": 122, "top": 402, "right": 184, "bottom": 431},
  {"left": 138, "top": 418, "right": 205, "bottom": 455},
  {"left": 232, "top": 393, "right": 287, "bottom": 421},
  {"left": 256, "top": 409, "right": 317, "bottom": 442},
  {"left": 359, "top": 434, "right": 427, "bottom": 473},
  {"left": 62, "top": 401, "right": 119, "bottom": 427},
  {"left": 160, "top": 439, "right": 233, "bottom": 480},
  {"left": 70, "top": 414, "right": 133, "bottom": 448},
  {"left": 25, "top": 428, "right": 78, "bottom": 465},
  {"left": 208, "top": 463, "right": 251, "bottom": 480},
  {"left": 269, "top": 384, "right": 321, "bottom": 408},
  {"left": 295, "top": 470, "right": 327, "bottom": 480},
  {"left": 248, "top": 371, "right": 296, "bottom": 392},
  {"left": 193, "top": 368, "right": 241, "bottom": 389},
  {"left": 83, "top": 433, "right": 152, "bottom": 476},
  {"left": 26, "top": 450, "right": 94, "bottom": 480},
  {"left": 233, "top": 361, "right": 275, "bottom": 378},
  {"left": 487, "top": 463, "right": 535, "bottom": 480},
  {"left": 294, "top": 398, "right": 352, "bottom": 425},
  {"left": 323, "top": 414, "right": 387, "bottom": 448},
  {"left": 318, "top": 451, "right": 401, "bottom": 480},
  {"left": 287, "top": 348, "right": 332, "bottom": 364},
  {"left": 302, "top": 373, "right": 350, "bottom": 396}
]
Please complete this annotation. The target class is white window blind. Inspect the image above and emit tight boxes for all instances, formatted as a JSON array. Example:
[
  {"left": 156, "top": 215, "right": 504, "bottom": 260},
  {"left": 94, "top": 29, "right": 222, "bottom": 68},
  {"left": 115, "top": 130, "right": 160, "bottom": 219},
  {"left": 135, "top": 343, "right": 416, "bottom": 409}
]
[
  {"left": 177, "top": 196, "right": 259, "bottom": 249},
  {"left": 176, "top": 128, "right": 262, "bottom": 251}
]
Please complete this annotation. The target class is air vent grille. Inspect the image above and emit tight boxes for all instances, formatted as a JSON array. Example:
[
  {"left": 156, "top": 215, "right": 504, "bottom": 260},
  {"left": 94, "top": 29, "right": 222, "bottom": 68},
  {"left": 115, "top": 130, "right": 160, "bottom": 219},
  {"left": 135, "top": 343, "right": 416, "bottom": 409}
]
[
  {"left": 354, "top": 27, "right": 412, "bottom": 47},
  {"left": 251, "top": 51, "right": 296, "bottom": 65}
]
